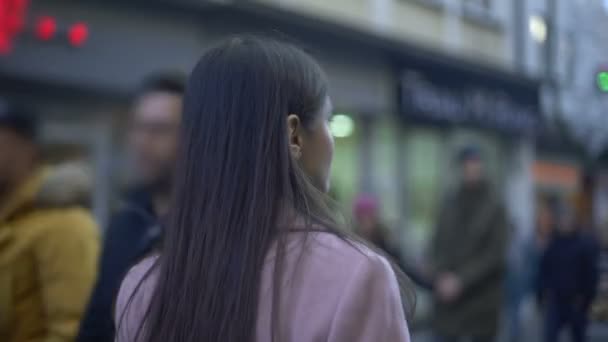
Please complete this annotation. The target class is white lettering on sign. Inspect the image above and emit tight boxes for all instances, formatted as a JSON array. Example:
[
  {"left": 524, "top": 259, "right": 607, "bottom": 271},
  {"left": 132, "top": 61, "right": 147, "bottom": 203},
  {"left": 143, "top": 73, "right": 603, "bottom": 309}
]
[{"left": 400, "top": 71, "right": 540, "bottom": 133}]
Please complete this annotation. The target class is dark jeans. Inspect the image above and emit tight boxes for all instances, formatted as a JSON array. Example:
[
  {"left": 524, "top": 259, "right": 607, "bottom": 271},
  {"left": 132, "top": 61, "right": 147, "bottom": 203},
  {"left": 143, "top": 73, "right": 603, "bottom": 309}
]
[
  {"left": 434, "top": 333, "right": 497, "bottom": 342},
  {"left": 544, "top": 300, "right": 588, "bottom": 342}
]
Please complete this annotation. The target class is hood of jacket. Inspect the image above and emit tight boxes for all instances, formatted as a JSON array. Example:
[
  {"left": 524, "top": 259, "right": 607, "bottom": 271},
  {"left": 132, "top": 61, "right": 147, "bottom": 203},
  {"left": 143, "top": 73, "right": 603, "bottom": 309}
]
[
  {"left": 36, "top": 162, "right": 92, "bottom": 208},
  {"left": 0, "top": 162, "right": 92, "bottom": 222}
]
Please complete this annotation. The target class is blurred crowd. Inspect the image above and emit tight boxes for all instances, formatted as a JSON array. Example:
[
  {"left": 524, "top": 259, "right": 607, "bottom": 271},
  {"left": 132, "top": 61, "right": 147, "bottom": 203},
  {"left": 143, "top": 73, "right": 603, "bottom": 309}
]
[
  {"left": 1, "top": 71, "right": 607, "bottom": 342},
  {"left": 351, "top": 156, "right": 607, "bottom": 342},
  {"left": 0, "top": 75, "right": 182, "bottom": 341}
]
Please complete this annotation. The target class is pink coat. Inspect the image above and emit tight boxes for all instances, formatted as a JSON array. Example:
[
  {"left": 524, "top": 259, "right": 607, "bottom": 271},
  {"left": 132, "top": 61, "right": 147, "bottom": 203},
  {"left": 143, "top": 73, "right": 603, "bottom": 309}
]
[{"left": 115, "top": 232, "right": 411, "bottom": 341}]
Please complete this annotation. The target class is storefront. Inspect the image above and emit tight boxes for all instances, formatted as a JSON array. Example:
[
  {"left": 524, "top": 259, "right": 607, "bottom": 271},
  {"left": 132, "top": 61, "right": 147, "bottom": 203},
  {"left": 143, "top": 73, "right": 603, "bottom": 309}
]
[
  {"left": 392, "top": 60, "right": 541, "bottom": 250},
  {"left": 0, "top": 0, "right": 394, "bottom": 228},
  {"left": 534, "top": 134, "right": 585, "bottom": 196},
  {"left": 1, "top": 0, "right": 541, "bottom": 242}
]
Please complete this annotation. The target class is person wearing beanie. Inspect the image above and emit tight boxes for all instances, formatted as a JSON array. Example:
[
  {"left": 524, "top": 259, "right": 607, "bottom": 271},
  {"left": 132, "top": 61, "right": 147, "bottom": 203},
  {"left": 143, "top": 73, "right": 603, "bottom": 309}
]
[
  {"left": 429, "top": 146, "right": 509, "bottom": 342},
  {"left": 539, "top": 196, "right": 599, "bottom": 342}
]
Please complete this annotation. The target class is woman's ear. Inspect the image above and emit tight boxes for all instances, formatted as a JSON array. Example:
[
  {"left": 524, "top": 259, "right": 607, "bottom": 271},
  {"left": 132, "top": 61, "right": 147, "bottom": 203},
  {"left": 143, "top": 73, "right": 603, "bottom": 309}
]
[{"left": 287, "top": 114, "right": 303, "bottom": 159}]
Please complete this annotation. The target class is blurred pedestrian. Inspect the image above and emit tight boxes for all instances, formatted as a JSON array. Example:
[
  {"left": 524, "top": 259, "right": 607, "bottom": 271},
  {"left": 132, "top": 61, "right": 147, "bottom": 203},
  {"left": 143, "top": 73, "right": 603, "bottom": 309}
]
[
  {"left": 114, "top": 36, "right": 411, "bottom": 342},
  {"left": 429, "top": 146, "right": 509, "bottom": 342},
  {"left": 539, "top": 197, "right": 599, "bottom": 342},
  {"left": 0, "top": 102, "right": 99, "bottom": 342},
  {"left": 591, "top": 225, "right": 608, "bottom": 322},
  {"left": 77, "top": 74, "right": 184, "bottom": 342},
  {"left": 354, "top": 194, "right": 399, "bottom": 258},
  {"left": 505, "top": 195, "right": 554, "bottom": 342},
  {"left": 354, "top": 194, "right": 432, "bottom": 289}
]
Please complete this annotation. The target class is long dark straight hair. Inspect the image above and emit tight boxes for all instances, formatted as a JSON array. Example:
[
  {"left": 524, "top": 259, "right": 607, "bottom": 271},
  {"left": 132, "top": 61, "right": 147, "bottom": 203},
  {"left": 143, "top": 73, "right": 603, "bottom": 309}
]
[{"left": 128, "top": 36, "right": 412, "bottom": 342}]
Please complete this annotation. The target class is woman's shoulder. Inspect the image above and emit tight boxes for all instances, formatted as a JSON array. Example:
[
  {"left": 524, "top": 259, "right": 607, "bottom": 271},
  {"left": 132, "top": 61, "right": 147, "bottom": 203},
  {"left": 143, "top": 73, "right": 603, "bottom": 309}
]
[
  {"left": 115, "top": 256, "right": 159, "bottom": 341},
  {"left": 119, "top": 256, "right": 159, "bottom": 297},
  {"left": 294, "top": 231, "right": 397, "bottom": 286},
  {"left": 291, "top": 232, "right": 410, "bottom": 341},
  {"left": 308, "top": 232, "right": 387, "bottom": 262}
]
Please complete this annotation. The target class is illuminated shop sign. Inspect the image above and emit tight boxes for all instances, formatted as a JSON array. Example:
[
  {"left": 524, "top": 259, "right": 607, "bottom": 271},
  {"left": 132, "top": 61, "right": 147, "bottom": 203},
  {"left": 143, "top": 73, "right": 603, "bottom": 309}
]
[{"left": 399, "top": 69, "right": 540, "bottom": 134}]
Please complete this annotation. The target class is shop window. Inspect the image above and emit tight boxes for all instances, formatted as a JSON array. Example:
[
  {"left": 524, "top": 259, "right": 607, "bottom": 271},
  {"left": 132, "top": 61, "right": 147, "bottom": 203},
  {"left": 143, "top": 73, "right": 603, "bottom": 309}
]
[
  {"left": 371, "top": 119, "right": 400, "bottom": 227},
  {"left": 330, "top": 115, "right": 360, "bottom": 220},
  {"left": 402, "top": 127, "right": 444, "bottom": 250}
]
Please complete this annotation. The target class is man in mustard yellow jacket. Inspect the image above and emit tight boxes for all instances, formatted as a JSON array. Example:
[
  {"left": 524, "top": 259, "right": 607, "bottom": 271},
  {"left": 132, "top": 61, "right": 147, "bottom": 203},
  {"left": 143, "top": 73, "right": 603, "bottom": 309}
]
[{"left": 0, "top": 103, "right": 99, "bottom": 342}]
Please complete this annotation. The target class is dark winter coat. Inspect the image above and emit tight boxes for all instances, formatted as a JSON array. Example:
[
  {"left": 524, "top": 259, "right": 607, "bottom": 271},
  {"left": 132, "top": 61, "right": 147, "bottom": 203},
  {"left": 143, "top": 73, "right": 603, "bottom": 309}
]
[
  {"left": 430, "top": 183, "right": 509, "bottom": 336},
  {"left": 77, "top": 189, "right": 161, "bottom": 342},
  {"left": 538, "top": 231, "right": 599, "bottom": 309}
]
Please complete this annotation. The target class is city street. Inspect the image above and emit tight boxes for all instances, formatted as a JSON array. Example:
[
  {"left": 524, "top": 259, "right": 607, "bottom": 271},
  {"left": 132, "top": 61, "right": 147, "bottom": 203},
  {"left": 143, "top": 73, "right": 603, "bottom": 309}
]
[
  {"left": 2, "top": 0, "right": 608, "bottom": 341},
  {"left": 412, "top": 301, "right": 608, "bottom": 342}
]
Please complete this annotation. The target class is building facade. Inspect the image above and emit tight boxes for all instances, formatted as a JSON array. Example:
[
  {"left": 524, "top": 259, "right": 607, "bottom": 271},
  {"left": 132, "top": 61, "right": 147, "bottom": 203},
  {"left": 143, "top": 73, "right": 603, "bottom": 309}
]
[
  {"left": 517, "top": 0, "right": 608, "bottom": 235},
  {"left": 0, "top": 0, "right": 541, "bottom": 247}
]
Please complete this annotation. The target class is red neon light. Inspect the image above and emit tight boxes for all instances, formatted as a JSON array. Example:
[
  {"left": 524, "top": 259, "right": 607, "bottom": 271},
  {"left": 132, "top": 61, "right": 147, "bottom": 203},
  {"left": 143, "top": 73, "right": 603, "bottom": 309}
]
[
  {"left": 68, "top": 22, "right": 88, "bottom": 47},
  {"left": 0, "top": 1, "right": 90, "bottom": 53},
  {"left": 0, "top": 35, "right": 8, "bottom": 54},
  {"left": 35, "top": 16, "right": 56, "bottom": 41},
  {"left": 0, "top": 0, "right": 29, "bottom": 54}
]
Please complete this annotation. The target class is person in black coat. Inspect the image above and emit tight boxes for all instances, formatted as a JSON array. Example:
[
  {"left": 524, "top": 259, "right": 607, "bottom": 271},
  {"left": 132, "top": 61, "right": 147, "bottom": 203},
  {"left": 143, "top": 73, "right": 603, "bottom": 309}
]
[
  {"left": 538, "top": 197, "right": 600, "bottom": 342},
  {"left": 77, "top": 74, "right": 184, "bottom": 342}
]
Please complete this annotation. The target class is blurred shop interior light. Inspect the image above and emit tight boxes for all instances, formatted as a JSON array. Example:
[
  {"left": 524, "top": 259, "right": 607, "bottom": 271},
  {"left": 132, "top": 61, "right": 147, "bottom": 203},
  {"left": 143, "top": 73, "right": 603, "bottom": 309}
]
[
  {"left": 330, "top": 114, "right": 355, "bottom": 138},
  {"left": 529, "top": 14, "right": 547, "bottom": 43}
]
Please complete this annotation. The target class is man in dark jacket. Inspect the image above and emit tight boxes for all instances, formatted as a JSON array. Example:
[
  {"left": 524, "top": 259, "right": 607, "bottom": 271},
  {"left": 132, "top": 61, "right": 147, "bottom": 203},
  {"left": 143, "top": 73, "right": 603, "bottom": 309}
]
[
  {"left": 430, "top": 147, "right": 509, "bottom": 342},
  {"left": 77, "top": 74, "right": 184, "bottom": 342},
  {"left": 539, "top": 197, "right": 599, "bottom": 342}
]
